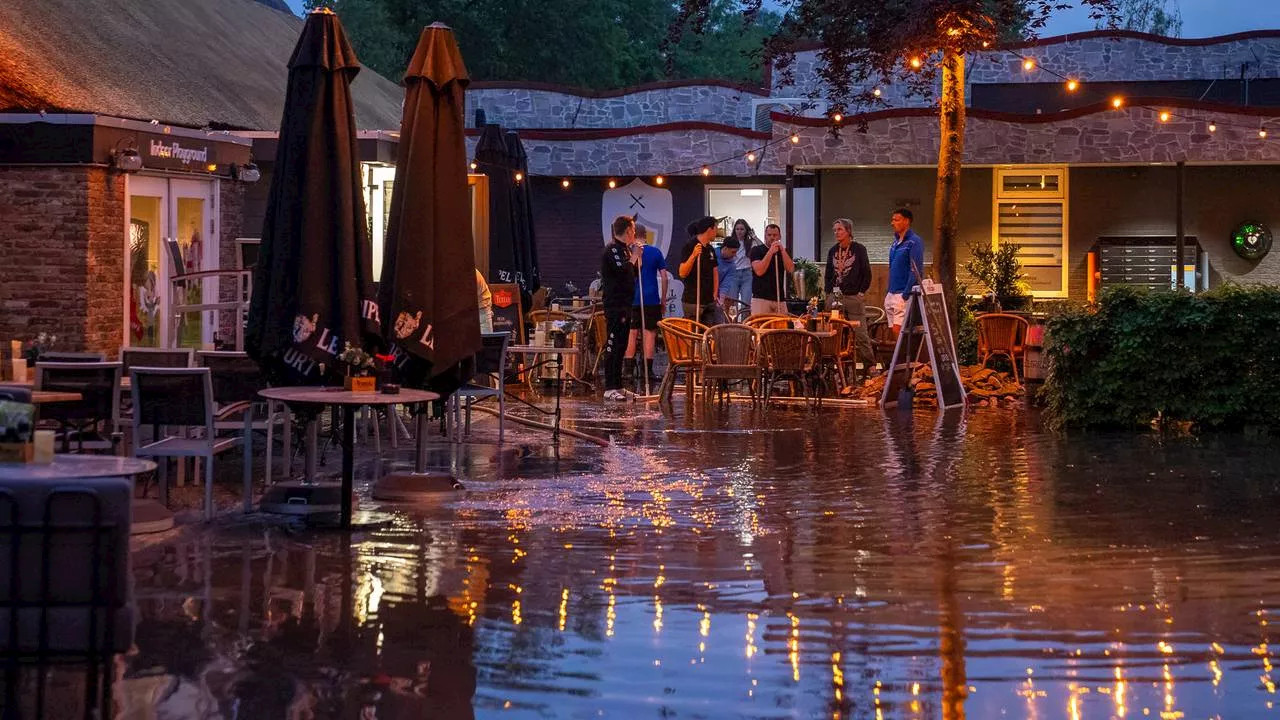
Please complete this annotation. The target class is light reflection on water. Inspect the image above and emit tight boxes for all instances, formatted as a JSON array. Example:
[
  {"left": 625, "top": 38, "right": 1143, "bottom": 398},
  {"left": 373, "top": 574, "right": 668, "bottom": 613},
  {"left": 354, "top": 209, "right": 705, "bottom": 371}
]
[{"left": 125, "top": 404, "right": 1280, "bottom": 719}]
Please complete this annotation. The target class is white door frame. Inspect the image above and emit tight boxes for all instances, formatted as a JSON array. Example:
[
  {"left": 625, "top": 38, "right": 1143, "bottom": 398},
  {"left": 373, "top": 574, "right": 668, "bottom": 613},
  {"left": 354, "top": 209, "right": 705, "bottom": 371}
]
[{"left": 123, "top": 175, "right": 219, "bottom": 348}]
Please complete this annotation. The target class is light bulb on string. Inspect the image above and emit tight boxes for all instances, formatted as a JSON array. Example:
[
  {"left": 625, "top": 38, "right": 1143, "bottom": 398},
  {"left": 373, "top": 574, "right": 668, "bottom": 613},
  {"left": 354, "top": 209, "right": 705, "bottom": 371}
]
[
  {"left": 1159, "top": 111, "right": 1170, "bottom": 123},
  {"left": 655, "top": 176, "right": 665, "bottom": 186},
  {"left": 790, "top": 133, "right": 800, "bottom": 144},
  {"left": 1066, "top": 79, "right": 1079, "bottom": 92},
  {"left": 561, "top": 178, "right": 571, "bottom": 189},
  {"left": 746, "top": 151, "right": 757, "bottom": 163},
  {"left": 1260, "top": 128, "right": 1268, "bottom": 138},
  {"left": 514, "top": 171, "right": 524, "bottom": 182},
  {"left": 908, "top": 56, "right": 922, "bottom": 70},
  {"left": 607, "top": 179, "right": 617, "bottom": 189},
  {"left": 469, "top": 161, "right": 477, "bottom": 171},
  {"left": 1208, "top": 121, "right": 1217, "bottom": 133},
  {"left": 1111, "top": 96, "right": 1124, "bottom": 109},
  {"left": 832, "top": 112, "right": 843, "bottom": 124},
  {"left": 1022, "top": 57, "right": 1036, "bottom": 71},
  {"left": 700, "top": 166, "right": 711, "bottom": 177},
  {"left": 873, "top": 88, "right": 882, "bottom": 97}
]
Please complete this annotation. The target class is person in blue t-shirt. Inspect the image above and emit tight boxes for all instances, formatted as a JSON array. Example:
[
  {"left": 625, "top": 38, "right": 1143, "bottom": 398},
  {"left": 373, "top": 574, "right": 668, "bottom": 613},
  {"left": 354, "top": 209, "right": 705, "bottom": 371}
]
[
  {"left": 624, "top": 224, "right": 669, "bottom": 384},
  {"left": 886, "top": 207, "right": 925, "bottom": 336}
]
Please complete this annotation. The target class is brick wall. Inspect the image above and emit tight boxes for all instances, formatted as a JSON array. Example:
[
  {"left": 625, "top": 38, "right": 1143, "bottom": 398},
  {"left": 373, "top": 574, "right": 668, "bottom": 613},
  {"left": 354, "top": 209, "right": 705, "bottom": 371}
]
[
  {"left": 85, "top": 169, "right": 125, "bottom": 357},
  {"left": 0, "top": 167, "right": 96, "bottom": 354}
]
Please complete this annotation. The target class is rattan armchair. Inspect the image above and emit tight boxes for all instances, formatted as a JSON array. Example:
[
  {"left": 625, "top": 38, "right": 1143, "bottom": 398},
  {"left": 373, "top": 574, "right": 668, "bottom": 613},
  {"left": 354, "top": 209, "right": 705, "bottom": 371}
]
[
  {"left": 743, "top": 314, "right": 793, "bottom": 330},
  {"left": 757, "top": 329, "right": 818, "bottom": 406},
  {"left": 657, "top": 318, "right": 706, "bottom": 404},
  {"left": 701, "top": 324, "right": 759, "bottom": 405},
  {"left": 977, "top": 313, "right": 1030, "bottom": 382}
]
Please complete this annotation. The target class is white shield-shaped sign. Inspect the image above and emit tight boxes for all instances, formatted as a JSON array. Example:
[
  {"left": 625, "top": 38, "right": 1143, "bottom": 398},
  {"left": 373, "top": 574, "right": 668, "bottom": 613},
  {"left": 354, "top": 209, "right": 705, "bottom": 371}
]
[{"left": 601, "top": 179, "right": 682, "bottom": 316}]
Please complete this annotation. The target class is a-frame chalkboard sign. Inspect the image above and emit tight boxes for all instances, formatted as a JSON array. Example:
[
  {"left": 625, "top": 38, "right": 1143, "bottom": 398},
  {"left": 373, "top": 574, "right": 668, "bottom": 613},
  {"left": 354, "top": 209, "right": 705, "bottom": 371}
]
[{"left": 880, "top": 279, "right": 966, "bottom": 410}]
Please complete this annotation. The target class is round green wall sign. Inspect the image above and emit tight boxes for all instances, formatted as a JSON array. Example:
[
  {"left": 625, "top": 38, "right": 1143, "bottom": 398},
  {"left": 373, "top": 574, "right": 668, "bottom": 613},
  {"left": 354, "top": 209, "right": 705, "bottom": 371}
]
[{"left": 1231, "top": 222, "right": 1272, "bottom": 262}]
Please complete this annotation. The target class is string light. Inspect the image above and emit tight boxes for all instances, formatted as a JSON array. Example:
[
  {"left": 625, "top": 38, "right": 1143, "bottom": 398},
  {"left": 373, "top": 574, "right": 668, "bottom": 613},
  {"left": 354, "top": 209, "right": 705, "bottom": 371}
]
[
  {"left": 561, "top": 178, "right": 571, "bottom": 188},
  {"left": 745, "top": 151, "right": 757, "bottom": 163},
  {"left": 1261, "top": 128, "right": 1268, "bottom": 138},
  {"left": 1111, "top": 96, "right": 1125, "bottom": 109},
  {"left": 1208, "top": 122, "right": 1217, "bottom": 132},
  {"left": 872, "top": 88, "right": 882, "bottom": 97},
  {"left": 832, "top": 112, "right": 843, "bottom": 123},
  {"left": 607, "top": 178, "right": 617, "bottom": 189},
  {"left": 655, "top": 175, "right": 665, "bottom": 185},
  {"left": 982, "top": 41, "right": 990, "bottom": 48},
  {"left": 700, "top": 165, "right": 711, "bottom": 176},
  {"left": 1159, "top": 111, "right": 1170, "bottom": 122},
  {"left": 1022, "top": 58, "right": 1036, "bottom": 71},
  {"left": 514, "top": 171, "right": 524, "bottom": 182},
  {"left": 469, "top": 161, "right": 477, "bottom": 171},
  {"left": 790, "top": 133, "right": 800, "bottom": 144},
  {"left": 1066, "top": 79, "right": 1079, "bottom": 92}
]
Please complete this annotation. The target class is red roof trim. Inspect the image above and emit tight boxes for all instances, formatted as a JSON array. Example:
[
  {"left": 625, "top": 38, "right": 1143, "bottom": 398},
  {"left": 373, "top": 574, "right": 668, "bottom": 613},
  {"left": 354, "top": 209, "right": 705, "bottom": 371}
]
[
  {"left": 463, "top": 121, "right": 771, "bottom": 141},
  {"left": 469, "top": 78, "right": 769, "bottom": 99},
  {"left": 772, "top": 97, "right": 1280, "bottom": 127},
  {"left": 787, "top": 28, "right": 1280, "bottom": 54}
]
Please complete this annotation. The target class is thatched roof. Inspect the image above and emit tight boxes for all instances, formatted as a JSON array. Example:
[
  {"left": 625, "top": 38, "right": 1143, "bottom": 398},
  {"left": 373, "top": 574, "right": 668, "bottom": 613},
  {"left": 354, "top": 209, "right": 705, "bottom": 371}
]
[{"left": 0, "top": 0, "right": 403, "bottom": 131}]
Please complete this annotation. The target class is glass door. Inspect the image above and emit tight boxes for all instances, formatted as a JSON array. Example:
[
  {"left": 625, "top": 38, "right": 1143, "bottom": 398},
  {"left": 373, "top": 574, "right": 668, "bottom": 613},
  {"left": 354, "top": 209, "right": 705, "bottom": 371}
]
[{"left": 127, "top": 177, "right": 217, "bottom": 348}]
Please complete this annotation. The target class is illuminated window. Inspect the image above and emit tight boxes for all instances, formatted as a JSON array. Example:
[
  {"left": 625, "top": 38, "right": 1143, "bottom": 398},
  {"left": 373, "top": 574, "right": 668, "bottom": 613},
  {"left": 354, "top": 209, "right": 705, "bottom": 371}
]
[{"left": 993, "top": 167, "right": 1068, "bottom": 297}]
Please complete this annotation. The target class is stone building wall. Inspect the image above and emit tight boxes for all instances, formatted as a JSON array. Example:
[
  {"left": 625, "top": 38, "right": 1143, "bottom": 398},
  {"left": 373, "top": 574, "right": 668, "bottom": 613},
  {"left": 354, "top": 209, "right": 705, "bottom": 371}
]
[
  {"left": 467, "top": 82, "right": 765, "bottom": 130},
  {"left": 217, "top": 180, "right": 246, "bottom": 347},
  {"left": 763, "top": 105, "right": 1280, "bottom": 172},
  {"left": 776, "top": 32, "right": 1280, "bottom": 106},
  {"left": 465, "top": 128, "right": 766, "bottom": 178}
]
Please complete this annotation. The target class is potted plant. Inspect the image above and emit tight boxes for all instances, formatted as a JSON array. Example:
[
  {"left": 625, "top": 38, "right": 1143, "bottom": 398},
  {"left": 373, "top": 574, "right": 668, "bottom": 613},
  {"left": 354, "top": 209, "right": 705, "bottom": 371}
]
[
  {"left": 23, "top": 333, "right": 57, "bottom": 365},
  {"left": 338, "top": 343, "right": 378, "bottom": 392},
  {"left": 965, "top": 243, "right": 1032, "bottom": 312}
]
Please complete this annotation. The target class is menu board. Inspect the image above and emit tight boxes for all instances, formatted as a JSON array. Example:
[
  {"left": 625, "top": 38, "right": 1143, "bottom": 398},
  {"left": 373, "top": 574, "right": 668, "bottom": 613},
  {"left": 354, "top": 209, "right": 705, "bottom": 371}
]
[
  {"left": 881, "top": 281, "right": 966, "bottom": 410},
  {"left": 489, "top": 283, "right": 525, "bottom": 344}
]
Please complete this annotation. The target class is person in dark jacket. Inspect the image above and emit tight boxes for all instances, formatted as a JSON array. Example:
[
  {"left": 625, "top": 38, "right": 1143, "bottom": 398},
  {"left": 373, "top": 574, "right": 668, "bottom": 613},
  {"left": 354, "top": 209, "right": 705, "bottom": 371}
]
[
  {"left": 677, "top": 215, "right": 721, "bottom": 324},
  {"left": 601, "top": 215, "right": 640, "bottom": 400},
  {"left": 824, "top": 218, "right": 876, "bottom": 372}
]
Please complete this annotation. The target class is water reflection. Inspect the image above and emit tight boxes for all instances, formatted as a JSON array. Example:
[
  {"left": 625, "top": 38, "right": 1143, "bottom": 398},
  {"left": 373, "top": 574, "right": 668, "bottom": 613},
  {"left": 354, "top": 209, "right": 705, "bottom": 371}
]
[{"left": 125, "top": 402, "right": 1280, "bottom": 718}]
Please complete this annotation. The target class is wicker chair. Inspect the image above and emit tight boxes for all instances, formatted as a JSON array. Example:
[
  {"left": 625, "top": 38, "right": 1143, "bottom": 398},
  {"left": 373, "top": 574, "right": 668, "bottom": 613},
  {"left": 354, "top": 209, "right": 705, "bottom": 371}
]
[
  {"left": 977, "top": 313, "right": 1030, "bottom": 382},
  {"left": 744, "top": 315, "right": 794, "bottom": 330},
  {"left": 587, "top": 311, "right": 608, "bottom": 377},
  {"left": 864, "top": 305, "right": 887, "bottom": 326},
  {"left": 830, "top": 318, "right": 865, "bottom": 387},
  {"left": 701, "top": 324, "right": 759, "bottom": 405},
  {"left": 657, "top": 318, "right": 705, "bottom": 404},
  {"left": 721, "top": 297, "right": 752, "bottom": 324},
  {"left": 757, "top": 329, "right": 817, "bottom": 406},
  {"left": 868, "top": 320, "right": 899, "bottom": 370}
]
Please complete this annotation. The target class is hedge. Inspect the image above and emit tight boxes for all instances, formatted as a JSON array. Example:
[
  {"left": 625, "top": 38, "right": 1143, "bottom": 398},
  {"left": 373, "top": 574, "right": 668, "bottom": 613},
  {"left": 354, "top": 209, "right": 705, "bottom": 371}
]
[{"left": 1042, "top": 285, "right": 1280, "bottom": 431}]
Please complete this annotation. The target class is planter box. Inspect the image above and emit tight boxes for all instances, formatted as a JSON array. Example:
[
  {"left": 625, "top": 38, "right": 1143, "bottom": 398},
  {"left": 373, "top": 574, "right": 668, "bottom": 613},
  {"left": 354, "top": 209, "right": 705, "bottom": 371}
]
[
  {"left": 344, "top": 375, "right": 376, "bottom": 393},
  {"left": 0, "top": 442, "right": 34, "bottom": 463}
]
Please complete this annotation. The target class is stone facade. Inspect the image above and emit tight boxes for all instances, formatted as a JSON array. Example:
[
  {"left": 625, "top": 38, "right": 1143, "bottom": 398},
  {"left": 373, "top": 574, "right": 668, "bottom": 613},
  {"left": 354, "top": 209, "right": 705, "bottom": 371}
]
[
  {"left": 467, "top": 82, "right": 765, "bottom": 130},
  {"left": 217, "top": 180, "right": 246, "bottom": 346},
  {"left": 465, "top": 129, "right": 765, "bottom": 177},
  {"left": 0, "top": 167, "right": 125, "bottom": 357},
  {"left": 762, "top": 106, "right": 1280, "bottom": 172},
  {"left": 778, "top": 33, "right": 1280, "bottom": 102}
]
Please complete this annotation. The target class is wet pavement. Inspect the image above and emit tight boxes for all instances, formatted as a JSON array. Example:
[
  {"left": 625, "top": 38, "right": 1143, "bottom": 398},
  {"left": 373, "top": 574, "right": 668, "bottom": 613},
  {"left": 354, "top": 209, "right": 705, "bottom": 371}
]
[{"left": 122, "top": 397, "right": 1280, "bottom": 719}]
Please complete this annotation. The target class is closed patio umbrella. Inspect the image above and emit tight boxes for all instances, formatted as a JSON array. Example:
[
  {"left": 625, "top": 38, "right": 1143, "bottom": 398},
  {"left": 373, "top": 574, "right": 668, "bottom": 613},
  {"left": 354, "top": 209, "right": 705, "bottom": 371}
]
[
  {"left": 474, "top": 124, "right": 522, "bottom": 297},
  {"left": 246, "top": 8, "right": 378, "bottom": 383},
  {"left": 505, "top": 131, "right": 541, "bottom": 298},
  {"left": 378, "top": 23, "right": 479, "bottom": 394}
]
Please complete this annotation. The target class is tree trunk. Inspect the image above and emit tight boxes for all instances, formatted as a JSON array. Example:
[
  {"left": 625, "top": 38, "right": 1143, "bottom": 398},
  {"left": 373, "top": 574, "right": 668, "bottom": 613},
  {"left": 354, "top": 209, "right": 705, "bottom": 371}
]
[{"left": 933, "top": 48, "right": 966, "bottom": 336}]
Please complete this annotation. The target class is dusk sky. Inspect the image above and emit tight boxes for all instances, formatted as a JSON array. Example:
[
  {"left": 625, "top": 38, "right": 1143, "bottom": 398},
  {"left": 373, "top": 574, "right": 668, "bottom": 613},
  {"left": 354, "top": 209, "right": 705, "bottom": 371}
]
[{"left": 282, "top": 0, "right": 1280, "bottom": 38}]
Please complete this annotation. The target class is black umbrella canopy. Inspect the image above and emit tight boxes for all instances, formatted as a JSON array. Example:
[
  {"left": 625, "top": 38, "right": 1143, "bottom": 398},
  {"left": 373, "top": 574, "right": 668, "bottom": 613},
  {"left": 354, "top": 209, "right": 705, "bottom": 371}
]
[
  {"left": 475, "top": 124, "right": 522, "bottom": 295},
  {"left": 246, "top": 8, "right": 379, "bottom": 383},
  {"left": 504, "top": 131, "right": 541, "bottom": 297},
  {"left": 377, "top": 23, "right": 479, "bottom": 392}
]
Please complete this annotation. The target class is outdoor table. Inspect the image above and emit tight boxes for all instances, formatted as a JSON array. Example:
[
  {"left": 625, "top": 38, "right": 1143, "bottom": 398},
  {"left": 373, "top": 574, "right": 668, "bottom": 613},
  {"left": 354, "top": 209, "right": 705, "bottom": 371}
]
[
  {"left": 31, "top": 390, "right": 82, "bottom": 404},
  {"left": 0, "top": 455, "right": 168, "bottom": 534},
  {"left": 257, "top": 386, "right": 439, "bottom": 528},
  {"left": 507, "top": 345, "right": 581, "bottom": 444}
]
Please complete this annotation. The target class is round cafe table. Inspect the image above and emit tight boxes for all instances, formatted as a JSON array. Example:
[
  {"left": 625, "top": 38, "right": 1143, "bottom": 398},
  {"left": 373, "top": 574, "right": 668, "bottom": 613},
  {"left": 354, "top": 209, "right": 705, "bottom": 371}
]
[
  {"left": 0, "top": 455, "right": 169, "bottom": 534},
  {"left": 257, "top": 387, "right": 439, "bottom": 529}
]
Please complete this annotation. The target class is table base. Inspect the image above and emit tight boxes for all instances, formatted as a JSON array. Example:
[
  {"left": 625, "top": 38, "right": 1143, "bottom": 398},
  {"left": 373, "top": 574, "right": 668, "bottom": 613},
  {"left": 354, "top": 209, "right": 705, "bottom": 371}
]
[
  {"left": 131, "top": 499, "right": 174, "bottom": 535},
  {"left": 259, "top": 482, "right": 345, "bottom": 516},
  {"left": 303, "top": 509, "right": 396, "bottom": 531}
]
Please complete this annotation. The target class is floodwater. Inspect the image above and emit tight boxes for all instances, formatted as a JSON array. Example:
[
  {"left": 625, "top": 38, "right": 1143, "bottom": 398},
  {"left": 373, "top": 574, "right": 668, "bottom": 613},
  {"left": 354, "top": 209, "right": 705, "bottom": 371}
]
[{"left": 123, "top": 400, "right": 1280, "bottom": 719}]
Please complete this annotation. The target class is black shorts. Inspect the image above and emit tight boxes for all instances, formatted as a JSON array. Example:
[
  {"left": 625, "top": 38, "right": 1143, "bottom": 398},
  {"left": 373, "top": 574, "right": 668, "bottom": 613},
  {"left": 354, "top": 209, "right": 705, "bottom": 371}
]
[{"left": 630, "top": 304, "right": 661, "bottom": 330}]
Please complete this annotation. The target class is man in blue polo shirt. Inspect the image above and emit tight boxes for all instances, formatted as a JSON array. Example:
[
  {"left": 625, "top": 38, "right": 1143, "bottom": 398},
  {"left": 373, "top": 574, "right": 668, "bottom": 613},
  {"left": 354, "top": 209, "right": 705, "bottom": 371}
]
[{"left": 886, "top": 207, "right": 925, "bottom": 336}]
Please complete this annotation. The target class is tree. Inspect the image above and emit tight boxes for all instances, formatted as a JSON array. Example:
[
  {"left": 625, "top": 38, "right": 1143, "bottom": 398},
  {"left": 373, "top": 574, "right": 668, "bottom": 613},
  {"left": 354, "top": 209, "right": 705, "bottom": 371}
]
[
  {"left": 671, "top": 0, "right": 1119, "bottom": 329},
  {"left": 307, "top": 0, "right": 779, "bottom": 89},
  {"left": 1104, "top": 0, "right": 1182, "bottom": 37}
]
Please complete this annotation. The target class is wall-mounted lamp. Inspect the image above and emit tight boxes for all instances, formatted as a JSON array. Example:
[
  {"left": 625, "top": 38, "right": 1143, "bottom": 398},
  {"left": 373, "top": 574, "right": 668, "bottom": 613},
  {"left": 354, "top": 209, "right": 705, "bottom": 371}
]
[
  {"left": 232, "top": 162, "right": 260, "bottom": 183},
  {"left": 111, "top": 148, "right": 142, "bottom": 173}
]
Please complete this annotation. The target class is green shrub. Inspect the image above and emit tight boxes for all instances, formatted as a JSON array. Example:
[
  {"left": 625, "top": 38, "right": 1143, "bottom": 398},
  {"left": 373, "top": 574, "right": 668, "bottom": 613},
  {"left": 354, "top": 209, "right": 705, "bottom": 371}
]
[{"left": 1042, "top": 284, "right": 1280, "bottom": 431}]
